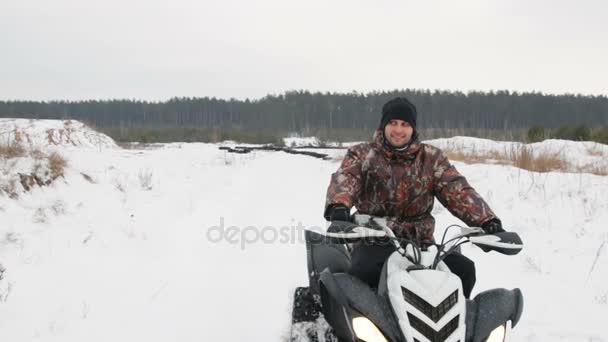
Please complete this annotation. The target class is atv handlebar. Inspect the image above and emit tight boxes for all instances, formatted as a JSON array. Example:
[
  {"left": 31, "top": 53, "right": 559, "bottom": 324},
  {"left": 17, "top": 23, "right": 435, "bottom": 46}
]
[{"left": 325, "top": 215, "right": 523, "bottom": 268}]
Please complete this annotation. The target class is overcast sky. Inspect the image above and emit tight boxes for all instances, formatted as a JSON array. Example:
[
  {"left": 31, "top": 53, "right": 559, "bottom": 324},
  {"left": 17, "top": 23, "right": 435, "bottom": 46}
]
[{"left": 1, "top": 0, "right": 606, "bottom": 101}]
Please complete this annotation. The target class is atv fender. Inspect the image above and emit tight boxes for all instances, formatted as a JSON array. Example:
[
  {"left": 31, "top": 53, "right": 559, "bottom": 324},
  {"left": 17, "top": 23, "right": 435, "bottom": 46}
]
[
  {"left": 466, "top": 288, "right": 524, "bottom": 342},
  {"left": 319, "top": 270, "right": 402, "bottom": 342},
  {"left": 305, "top": 230, "right": 351, "bottom": 294}
]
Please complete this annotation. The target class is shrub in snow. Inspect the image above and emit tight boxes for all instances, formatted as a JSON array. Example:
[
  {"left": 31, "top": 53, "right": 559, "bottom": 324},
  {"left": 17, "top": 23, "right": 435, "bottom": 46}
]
[
  {"left": 138, "top": 169, "right": 153, "bottom": 191},
  {"left": 48, "top": 152, "right": 67, "bottom": 179},
  {"left": 0, "top": 144, "right": 26, "bottom": 159},
  {"left": 33, "top": 207, "right": 48, "bottom": 223},
  {"left": 527, "top": 125, "right": 546, "bottom": 143},
  {"left": 0, "top": 263, "right": 11, "bottom": 303}
]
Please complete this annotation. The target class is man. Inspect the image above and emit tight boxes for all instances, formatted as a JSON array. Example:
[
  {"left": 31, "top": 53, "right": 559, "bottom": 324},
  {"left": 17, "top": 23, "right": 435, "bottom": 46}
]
[{"left": 323, "top": 97, "right": 504, "bottom": 298}]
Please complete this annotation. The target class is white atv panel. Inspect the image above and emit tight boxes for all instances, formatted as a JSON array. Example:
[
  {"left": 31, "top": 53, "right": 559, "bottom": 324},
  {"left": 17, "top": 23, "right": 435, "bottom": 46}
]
[{"left": 385, "top": 251, "right": 466, "bottom": 342}]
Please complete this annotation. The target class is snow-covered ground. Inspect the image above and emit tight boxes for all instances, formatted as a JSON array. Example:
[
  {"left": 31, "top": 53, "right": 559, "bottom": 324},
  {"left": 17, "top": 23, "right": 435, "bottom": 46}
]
[{"left": 0, "top": 123, "right": 607, "bottom": 341}]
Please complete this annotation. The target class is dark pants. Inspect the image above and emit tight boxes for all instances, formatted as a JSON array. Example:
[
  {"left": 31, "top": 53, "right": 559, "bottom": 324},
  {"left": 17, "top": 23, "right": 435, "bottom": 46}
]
[{"left": 350, "top": 242, "right": 477, "bottom": 298}]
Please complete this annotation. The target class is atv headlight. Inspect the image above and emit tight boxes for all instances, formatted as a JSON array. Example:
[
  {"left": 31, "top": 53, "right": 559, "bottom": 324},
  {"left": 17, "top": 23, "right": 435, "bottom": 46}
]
[
  {"left": 352, "top": 316, "right": 388, "bottom": 342},
  {"left": 485, "top": 323, "right": 506, "bottom": 342}
]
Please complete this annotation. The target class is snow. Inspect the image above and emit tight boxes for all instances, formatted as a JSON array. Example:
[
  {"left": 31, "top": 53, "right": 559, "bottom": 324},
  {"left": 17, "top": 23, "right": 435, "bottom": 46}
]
[
  {"left": 283, "top": 136, "right": 359, "bottom": 148},
  {"left": 0, "top": 118, "right": 118, "bottom": 150},
  {"left": 284, "top": 136, "right": 322, "bottom": 147},
  {"left": 0, "top": 124, "right": 607, "bottom": 341},
  {"left": 291, "top": 315, "right": 335, "bottom": 342}
]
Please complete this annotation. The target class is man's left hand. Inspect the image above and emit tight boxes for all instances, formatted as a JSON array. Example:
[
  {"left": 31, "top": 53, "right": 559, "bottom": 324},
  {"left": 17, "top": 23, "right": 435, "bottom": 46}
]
[{"left": 481, "top": 218, "right": 505, "bottom": 234}]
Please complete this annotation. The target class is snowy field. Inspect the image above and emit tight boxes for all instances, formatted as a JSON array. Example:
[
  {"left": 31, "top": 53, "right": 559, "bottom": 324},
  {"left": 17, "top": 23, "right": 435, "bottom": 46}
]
[{"left": 0, "top": 121, "right": 607, "bottom": 341}]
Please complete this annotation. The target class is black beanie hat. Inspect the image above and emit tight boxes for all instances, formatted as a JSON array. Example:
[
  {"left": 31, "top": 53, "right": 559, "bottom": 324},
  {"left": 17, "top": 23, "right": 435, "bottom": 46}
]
[{"left": 379, "top": 97, "right": 417, "bottom": 130}]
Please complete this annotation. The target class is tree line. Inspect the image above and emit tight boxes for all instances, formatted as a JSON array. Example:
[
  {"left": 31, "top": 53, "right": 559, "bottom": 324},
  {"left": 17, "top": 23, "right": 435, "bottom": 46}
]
[{"left": 1, "top": 89, "right": 607, "bottom": 143}]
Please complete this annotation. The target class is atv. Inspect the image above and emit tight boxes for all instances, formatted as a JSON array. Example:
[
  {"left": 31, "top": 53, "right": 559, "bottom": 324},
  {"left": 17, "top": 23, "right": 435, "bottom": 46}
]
[{"left": 290, "top": 215, "right": 524, "bottom": 342}]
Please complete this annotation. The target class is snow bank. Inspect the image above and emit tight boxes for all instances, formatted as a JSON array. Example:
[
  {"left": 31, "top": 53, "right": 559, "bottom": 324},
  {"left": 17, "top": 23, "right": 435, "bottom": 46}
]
[
  {"left": 0, "top": 118, "right": 119, "bottom": 197},
  {"left": 0, "top": 118, "right": 118, "bottom": 150},
  {"left": 283, "top": 136, "right": 321, "bottom": 147},
  {"left": 425, "top": 136, "right": 608, "bottom": 172},
  {"left": 282, "top": 136, "right": 359, "bottom": 148}
]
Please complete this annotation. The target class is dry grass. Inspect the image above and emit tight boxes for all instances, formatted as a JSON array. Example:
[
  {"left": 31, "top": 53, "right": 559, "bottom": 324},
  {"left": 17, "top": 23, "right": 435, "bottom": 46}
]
[
  {"left": 443, "top": 147, "right": 511, "bottom": 166},
  {"left": 509, "top": 145, "right": 569, "bottom": 173},
  {"left": 0, "top": 144, "right": 26, "bottom": 159},
  {"left": 582, "top": 164, "right": 608, "bottom": 176},
  {"left": 444, "top": 150, "right": 507, "bottom": 165},
  {"left": 48, "top": 152, "right": 68, "bottom": 179},
  {"left": 444, "top": 144, "right": 572, "bottom": 173},
  {"left": 14, "top": 129, "right": 23, "bottom": 143},
  {"left": 46, "top": 129, "right": 57, "bottom": 145}
]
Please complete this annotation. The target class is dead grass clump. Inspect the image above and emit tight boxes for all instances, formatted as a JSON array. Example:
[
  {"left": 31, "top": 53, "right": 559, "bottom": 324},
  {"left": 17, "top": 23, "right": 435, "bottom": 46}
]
[
  {"left": 0, "top": 144, "right": 26, "bottom": 159},
  {"left": 3, "top": 180, "right": 18, "bottom": 199},
  {"left": 46, "top": 129, "right": 57, "bottom": 145},
  {"left": 14, "top": 129, "right": 22, "bottom": 143},
  {"left": 444, "top": 149, "right": 508, "bottom": 165},
  {"left": 509, "top": 145, "right": 569, "bottom": 173},
  {"left": 585, "top": 164, "right": 608, "bottom": 176},
  {"left": 138, "top": 169, "right": 153, "bottom": 191},
  {"left": 50, "top": 200, "right": 67, "bottom": 215},
  {"left": 444, "top": 144, "right": 571, "bottom": 173},
  {"left": 48, "top": 152, "right": 67, "bottom": 179},
  {"left": 33, "top": 208, "right": 48, "bottom": 223},
  {"left": 445, "top": 150, "right": 486, "bottom": 164}
]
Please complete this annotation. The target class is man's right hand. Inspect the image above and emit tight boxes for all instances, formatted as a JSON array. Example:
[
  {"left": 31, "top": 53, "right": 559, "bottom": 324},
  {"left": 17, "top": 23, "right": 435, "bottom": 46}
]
[{"left": 327, "top": 205, "right": 351, "bottom": 222}]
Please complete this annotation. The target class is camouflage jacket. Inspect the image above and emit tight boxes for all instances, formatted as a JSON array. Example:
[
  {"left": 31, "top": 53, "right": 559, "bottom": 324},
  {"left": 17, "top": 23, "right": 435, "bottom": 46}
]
[{"left": 324, "top": 131, "right": 497, "bottom": 241}]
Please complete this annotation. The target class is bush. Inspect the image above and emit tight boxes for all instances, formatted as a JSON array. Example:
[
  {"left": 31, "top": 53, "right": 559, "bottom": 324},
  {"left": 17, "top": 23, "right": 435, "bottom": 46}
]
[
  {"left": 572, "top": 125, "right": 591, "bottom": 141},
  {"left": 591, "top": 127, "right": 608, "bottom": 145},
  {"left": 527, "top": 126, "right": 545, "bottom": 143},
  {"left": 48, "top": 152, "right": 68, "bottom": 179},
  {"left": 554, "top": 124, "right": 591, "bottom": 141}
]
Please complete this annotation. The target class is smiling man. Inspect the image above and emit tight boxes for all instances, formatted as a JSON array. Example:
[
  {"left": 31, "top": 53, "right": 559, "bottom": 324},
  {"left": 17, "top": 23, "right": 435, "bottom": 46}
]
[{"left": 323, "top": 97, "right": 505, "bottom": 298}]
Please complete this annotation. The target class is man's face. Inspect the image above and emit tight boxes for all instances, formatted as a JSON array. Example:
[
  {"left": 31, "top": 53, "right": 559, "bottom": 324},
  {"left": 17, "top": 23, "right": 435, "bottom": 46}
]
[{"left": 384, "top": 119, "right": 414, "bottom": 148}]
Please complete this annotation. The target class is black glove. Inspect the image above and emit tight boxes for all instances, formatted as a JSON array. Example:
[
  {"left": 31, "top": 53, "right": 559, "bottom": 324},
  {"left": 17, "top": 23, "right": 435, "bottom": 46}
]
[
  {"left": 481, "top": 218, "right": 505, "bottom": 234},
  {"left": 326, "top": 205, "right": 351, "bottom": 222}
]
